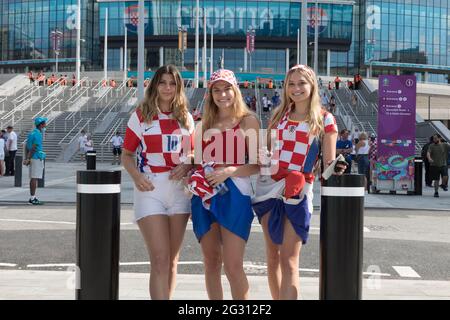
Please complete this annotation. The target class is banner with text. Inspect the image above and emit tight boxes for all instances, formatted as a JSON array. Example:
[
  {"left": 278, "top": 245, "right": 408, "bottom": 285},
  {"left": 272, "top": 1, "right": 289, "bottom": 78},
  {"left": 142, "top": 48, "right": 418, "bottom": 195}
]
[{"left": 376, "top": 75, "right": 416, "bottom": 190}]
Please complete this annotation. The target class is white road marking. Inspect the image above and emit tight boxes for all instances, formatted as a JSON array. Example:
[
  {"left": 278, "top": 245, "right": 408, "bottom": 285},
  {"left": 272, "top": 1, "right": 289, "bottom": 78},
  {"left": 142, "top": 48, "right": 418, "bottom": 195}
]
[
  {"left": 0, "top": 263, "right": 17, "bottom": 267},
  {"left": 119, "top": 262, "right": 150, "bottom": 266},
  {"left": 27, "top": 263, "right": 75, "bottom": 268},
  {"left": 363, "top": 271, "right": 391, "bottom": 277},
  {"left": 392, "top": 266, "right": 421, "bottom": 278}
]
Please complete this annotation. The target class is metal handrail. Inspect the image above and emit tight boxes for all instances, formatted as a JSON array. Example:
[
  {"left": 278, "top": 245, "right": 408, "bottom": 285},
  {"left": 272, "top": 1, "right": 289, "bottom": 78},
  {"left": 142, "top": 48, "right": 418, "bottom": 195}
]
[
  {"left": 115, "top": 78, "right": 128, "bottom": 96},
  {"left": 59, "top": 118, "right": 89, "bottom": 145},
  {"left": 95, "top": 86, "right": 112, "bottom": 104},
  {"left": 69, "top": 76, "right": 90, "bottom": 95},
  {"left": 67, "top": 86, "right": 89, "bottom": 104},
  {"left": 118, "top": 86, "right": 136, "bottom": 104},
  {"left": 101, "top": 118, "right": 124, "bottom": 146},
  {"left": 0, "top": 97, "right": 6, "bottom": 112},
  {"left": 91, "top": 79, "right": 106, "bottom": 94},
  {"left": 67, "top": 119, "right": 92, "bottom": 145},
  {"left": 13, "top": 86, "right": 40, "bottom": 106}
]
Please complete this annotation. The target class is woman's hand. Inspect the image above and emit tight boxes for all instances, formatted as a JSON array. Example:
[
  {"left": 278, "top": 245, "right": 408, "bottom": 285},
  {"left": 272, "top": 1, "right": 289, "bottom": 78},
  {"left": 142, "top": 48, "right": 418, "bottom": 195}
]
[
  {"left": 327, "top": 159, "right": 347, "bottom": 176},
  {"left": 205, "top": 166, "right": 236, "bottom": 188},
  {"left": 133, "top": 173, "right": 154, "bottom": 192},
  {"left": 169, "top": 164, "right": 193, "bottom": 181}
]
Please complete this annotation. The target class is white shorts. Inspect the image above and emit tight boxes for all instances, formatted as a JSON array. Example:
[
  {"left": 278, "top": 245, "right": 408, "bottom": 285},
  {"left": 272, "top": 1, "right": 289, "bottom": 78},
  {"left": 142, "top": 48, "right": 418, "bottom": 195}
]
[
  {"left": 29, "top": 159, "right": 44, "bottom": 179},
  {"left": 0, "top": 153, "right": 4, "bottom": 161},
  {"left": 133, "top": 171, "right": 191, "bottom": 222}
]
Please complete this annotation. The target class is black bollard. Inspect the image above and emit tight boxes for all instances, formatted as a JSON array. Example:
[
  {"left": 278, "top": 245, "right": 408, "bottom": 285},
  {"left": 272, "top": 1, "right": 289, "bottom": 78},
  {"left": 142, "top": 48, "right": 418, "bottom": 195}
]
[
  {"left": 38, "top": 159, "right": 45, "bottom": 188},
  {"left": 76, "top": 170, "right": 121, "bottom": 300},
  {"left": 320, "top": 174, "right": 365, "bottom": 300},
  {"left": 414, "top": 158, "right": 423, "bottom": 195},
  {"left": 86, "top": 150, "right": 96, "bottom": 170},
  {"left": 14, "top": 155, "right": 22, "bottom": 187}
]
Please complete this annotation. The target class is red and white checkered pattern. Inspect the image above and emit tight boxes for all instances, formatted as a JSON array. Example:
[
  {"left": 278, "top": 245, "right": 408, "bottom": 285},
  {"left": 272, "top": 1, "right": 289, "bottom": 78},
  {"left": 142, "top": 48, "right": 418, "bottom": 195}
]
[
  {"left": 208, "top": 69, "right": 238, "bottom": 88},
  {"left": 123, "top": 109, "right": 194, "bottom": 173},
  {"left": 275, "top": 109, "right": 337, "bottom": 171}
]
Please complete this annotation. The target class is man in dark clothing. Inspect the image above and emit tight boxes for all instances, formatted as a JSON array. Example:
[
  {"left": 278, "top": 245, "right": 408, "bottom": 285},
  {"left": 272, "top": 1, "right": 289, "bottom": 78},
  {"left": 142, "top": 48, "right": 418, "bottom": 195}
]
[
  {"left": 421, "top": 136, "right": 434, "bottom": 187},
  {"left": 427, "top": 134, "right": 450, "bottom": 197}
]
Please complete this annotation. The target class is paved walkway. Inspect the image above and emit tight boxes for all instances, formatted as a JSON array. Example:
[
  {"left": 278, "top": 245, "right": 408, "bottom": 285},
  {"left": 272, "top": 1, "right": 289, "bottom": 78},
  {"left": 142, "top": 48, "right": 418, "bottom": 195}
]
[
  {"left": 1, "top": 162, "right": 449, "bottom": 300},
  {"left": 0, "top": 163, "right": 448, "bottom": 210},
  {"left": 1, "top": 270, "right": 449, "bottom": 300}
]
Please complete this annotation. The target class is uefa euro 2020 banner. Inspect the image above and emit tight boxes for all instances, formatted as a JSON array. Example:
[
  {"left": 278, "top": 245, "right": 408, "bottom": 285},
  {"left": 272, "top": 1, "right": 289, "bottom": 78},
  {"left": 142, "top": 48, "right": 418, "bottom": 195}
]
[{"left": 376, "top": 75, "right": 416, "bottom": 192}]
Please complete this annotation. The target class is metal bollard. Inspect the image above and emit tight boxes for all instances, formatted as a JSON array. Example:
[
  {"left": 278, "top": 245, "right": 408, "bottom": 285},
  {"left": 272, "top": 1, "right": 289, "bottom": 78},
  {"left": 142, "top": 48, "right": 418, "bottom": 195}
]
[
  {"left": 320, "top": 174, "right": 365, "bottom": 300},
  {"left": 14, "top": 155, "right": 22, "bottom": 187},
  {"left": 76, "top": 170, "right": 121, "bottom": 300},
  {"left": 414, "top": 158, "right": 423, "bottom": 196},
  {"left": 38, "top": 159, "right": 45, "bottom": 188},
  {"left": 86, "top": 150, "right": 96, "bottom": 170}
]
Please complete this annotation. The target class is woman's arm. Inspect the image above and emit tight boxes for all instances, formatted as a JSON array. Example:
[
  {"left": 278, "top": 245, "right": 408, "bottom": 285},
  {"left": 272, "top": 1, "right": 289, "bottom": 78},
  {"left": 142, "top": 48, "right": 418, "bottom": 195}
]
[
  {"left": 322, "top": 131, "right": 338, "bottom": 171},
  {"left": 121, "top": 149, "right": 154, "bottom": 191}
]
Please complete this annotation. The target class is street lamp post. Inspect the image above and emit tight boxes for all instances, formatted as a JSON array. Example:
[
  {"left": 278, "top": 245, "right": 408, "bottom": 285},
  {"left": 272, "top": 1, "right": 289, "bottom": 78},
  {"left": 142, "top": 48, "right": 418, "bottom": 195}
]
[
  {"left": 314, "top": 1, "right": 319, "bottom": 74},
  {"left": 76, "top": 0, "right": 81, "bottom": 84}
]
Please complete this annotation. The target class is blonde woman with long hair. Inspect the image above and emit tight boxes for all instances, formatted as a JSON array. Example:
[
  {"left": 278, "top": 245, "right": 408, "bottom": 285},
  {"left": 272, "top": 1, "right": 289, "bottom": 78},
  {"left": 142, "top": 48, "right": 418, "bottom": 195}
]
[
  {"left": 252, "top": 65, "right": 345, "bottom": 300},
  {"left": 122, "top": 65, "right": 194, "bottom": 299},
  {"left": 188, "top": 69, "right": 260, "bottom": 299}
]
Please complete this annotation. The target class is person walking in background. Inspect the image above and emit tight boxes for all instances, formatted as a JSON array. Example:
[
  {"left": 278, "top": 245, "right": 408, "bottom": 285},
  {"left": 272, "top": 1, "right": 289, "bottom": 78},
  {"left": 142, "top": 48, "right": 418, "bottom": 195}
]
[
  {"left": 5, "top": 126, "right": 18, "bottom": 176},
  {"left": 320, "top": 92, "right": 329, "bottom": 111},
  {"left": 355, "top": 132, "right": 370, "bottom": 191},
  {"left": 427, "top": 134, "right": 449, "bottom": 197},
  {"left": 84, "top": 134, "right": 94, "bottom": 154},
  {"left": 271, "top": 91, "right": 281, "bottom": 109},
  {"left": 188, "top": 69, "right": 260, "bottom": 300},
  {"left": 122, "top": 65, "right": 194, "bottom": 300},
  {"left": 0, "top": 130, "right": 5, "bottom": 176},
  {"left": 351, "top": 93, "right": 358, "bottom": 111},
  {"left": 262, "top": 93, "right": 269, "bottom": 112},
  {"left": 252, "top": 64, "right": 344, "bottom": 300},
  {"left": 421, "top": 136, "right": 434, "bottom": 187},
  {"left": 23, "top": 117, "right": 47, "bottom": 205},
  {"left": 329, "top": 95, "right": 336, "bottom": 114},
  {"left": 110, "top": 131, "right": 124, "bottom": 165},
  {"left": 369, "top": 133, "right": 378, "bottom": 192},
  {"left": 334, "top": 76, "right": 342, "bottom": 90},
  {"left": 336, "top": 129, "right": 353, "bottom": 174},
  {"left": 77, "top": 130, "right": 88, "bottom": 162}
]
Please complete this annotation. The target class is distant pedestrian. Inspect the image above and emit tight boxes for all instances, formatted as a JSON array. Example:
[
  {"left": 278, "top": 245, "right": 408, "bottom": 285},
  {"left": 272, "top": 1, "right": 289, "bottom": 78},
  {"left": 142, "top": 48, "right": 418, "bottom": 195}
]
[
  {"left": 24, "top": 117, "right": 47, "bottom": 205},
  {"left": 77, "top": 130, "right": 88, "bottom": 162},
  {"left": 369, "top": 133, "right": 378, "bottom": 192},
  {"left": 427, "top": 134, "right": 449, "bottom": 197},
  {"left": 84, "top": 134, "right": 94, "bottom": 153},
  {"left": 110, "top": 131, "right": 124, "bottom": 165},
  {"left": 262, "top": 93, "right": 269, "bottom": 112},
  {"left": 329, "top": 95, "right": 336, "bottom": 114},
  {"left": 271, "top": 91, "right": 281, "bottom": 109},
  {"left": 334, "top": 76, "right": 342, "bottom": 90},
  {"left": 351, "top": 93, "right": 358, "bottom": 110},
  {"left": 0, "top": 130, "right": 5, "bottom": 176},
  {"left": 5, "top": 126, "right": 18, "bottom": 176},
  {"left": 421, "top": 136, "right": 434, "bottom": 187},
  {"left": 321, "top": 92, "right": 329, "bottom": 110}
]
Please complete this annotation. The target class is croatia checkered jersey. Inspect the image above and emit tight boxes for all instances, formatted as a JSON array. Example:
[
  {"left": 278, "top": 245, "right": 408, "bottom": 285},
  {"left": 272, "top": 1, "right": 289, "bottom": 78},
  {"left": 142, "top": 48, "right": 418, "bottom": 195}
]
[
  {"left": 275, "top": 109, "right": 338, "bottom": 173},
  {"left": 123, "top": 108, "right": 195, "bottom": 173}
]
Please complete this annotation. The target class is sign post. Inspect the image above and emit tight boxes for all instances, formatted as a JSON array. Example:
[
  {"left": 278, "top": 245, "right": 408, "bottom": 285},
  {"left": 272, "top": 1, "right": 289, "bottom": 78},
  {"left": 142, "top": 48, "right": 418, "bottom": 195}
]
[
  {"left": 50, "top": 29, "right": 63, "bottom": 73},
  {"left": 376, "top": 75, "right": 417, "bottom": 194}
]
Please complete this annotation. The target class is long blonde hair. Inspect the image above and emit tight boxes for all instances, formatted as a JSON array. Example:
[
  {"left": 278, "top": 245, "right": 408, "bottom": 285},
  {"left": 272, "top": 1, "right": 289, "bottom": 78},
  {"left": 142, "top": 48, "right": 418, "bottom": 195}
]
[
  {"left": 269, "top": 65, "right": 324, "bottom": 136},
  {"left": 137, "top": 65, "right": 190, "bottom": 129},
  {"left": 202, "top": 84, "right": 252, "bottom": 133}
]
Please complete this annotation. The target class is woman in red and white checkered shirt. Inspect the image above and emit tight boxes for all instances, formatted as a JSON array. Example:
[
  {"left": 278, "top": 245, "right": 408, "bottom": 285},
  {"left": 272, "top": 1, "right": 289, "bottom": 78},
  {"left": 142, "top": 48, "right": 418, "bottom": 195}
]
[
  {"left": 122, "top": 65, "right": 194, "bottom": 300},
  {"left": 253, "top": 64, "right": 345, "bottom": 300}
]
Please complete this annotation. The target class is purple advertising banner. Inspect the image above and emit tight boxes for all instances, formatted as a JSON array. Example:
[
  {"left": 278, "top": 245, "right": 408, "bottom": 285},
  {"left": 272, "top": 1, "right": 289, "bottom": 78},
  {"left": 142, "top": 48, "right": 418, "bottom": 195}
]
[{"left": 377, "top": 75, "right": 416, "bottom": 188}]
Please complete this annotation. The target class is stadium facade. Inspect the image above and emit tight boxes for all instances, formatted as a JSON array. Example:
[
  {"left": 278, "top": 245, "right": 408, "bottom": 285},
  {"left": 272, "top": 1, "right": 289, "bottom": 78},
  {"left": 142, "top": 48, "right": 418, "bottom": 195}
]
[{"left": 0, "top": 0, "right": 449, "bottom": 84}]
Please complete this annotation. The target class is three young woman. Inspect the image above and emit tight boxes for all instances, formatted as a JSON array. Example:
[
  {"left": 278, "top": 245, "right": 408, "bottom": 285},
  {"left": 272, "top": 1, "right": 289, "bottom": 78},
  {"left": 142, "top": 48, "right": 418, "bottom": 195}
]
[{"left": 123, "top": 64, "right": 343, "bottom": 300}]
